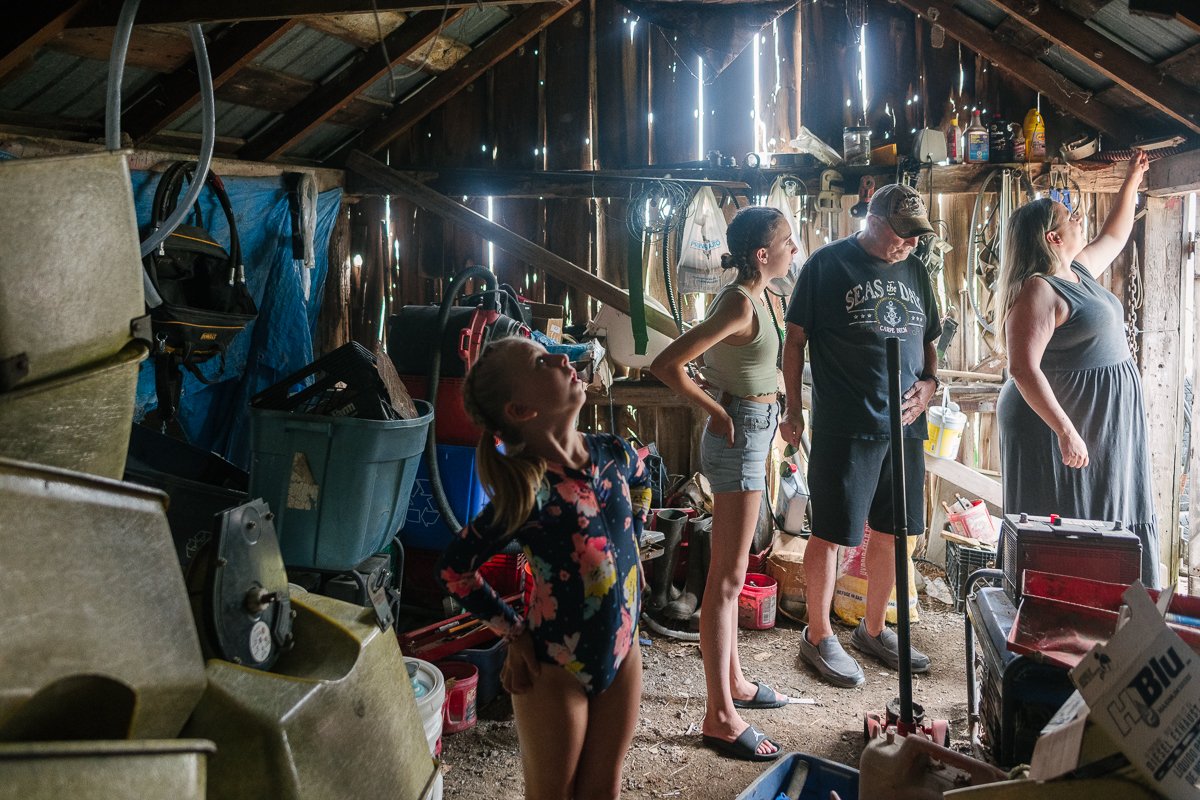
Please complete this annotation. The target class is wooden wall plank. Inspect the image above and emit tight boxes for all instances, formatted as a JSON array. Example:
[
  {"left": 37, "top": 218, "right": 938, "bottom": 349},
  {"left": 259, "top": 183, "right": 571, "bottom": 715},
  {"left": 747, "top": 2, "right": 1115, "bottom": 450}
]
[
  {"left": 595, "top": 0, "right": 648, "bottom": 168},
  {"left": 1140, "top": 195, "right": 1188, "bottom": 584}
]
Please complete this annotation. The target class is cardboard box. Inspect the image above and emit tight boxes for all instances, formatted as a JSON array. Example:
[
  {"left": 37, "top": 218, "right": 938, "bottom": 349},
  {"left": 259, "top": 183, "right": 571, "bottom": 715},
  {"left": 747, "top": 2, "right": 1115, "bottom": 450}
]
[
  {"left": 528, "top": 302, "right": 565, "bottom": 343},
  {"left": 1068, "top": 582, "right": 1200, "bottom": 797}
]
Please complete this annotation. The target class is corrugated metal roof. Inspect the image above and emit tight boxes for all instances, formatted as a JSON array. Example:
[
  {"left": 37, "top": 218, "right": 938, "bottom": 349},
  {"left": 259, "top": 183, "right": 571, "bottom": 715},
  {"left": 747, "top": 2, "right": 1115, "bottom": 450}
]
[
  {"left": 442, "top": 5, "right": 512, "bottom": 43},
  {"left": 257, "top": 25, "right": 359, "bottom": 82},
  {"left": 287, "top": 122, "right": 359, "bottom": 160},
  {"left": 1038, "top": 45, "right": 1112, "bottom": 93},
  {"left": 362, "top": 66, "right": 431, "bottom": 105},
  {"left": 174, "top": 100, "right": 275, "bottom": 139},
  {"left": 0, "top": 49, "right": 157, "bottom": 119},
  {"left": 1090, "top": 0, "right": 1200, "bottom": 63}
]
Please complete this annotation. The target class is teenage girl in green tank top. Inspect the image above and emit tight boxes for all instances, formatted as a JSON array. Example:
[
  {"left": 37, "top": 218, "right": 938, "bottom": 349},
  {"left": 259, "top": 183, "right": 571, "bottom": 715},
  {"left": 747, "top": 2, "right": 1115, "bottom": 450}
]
[{"left": 651, "top": 206, "right": 798, "bottom": 761}]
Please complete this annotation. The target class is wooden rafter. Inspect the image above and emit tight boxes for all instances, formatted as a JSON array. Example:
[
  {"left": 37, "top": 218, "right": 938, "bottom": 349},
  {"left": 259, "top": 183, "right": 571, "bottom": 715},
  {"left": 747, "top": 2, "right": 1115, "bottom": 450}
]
[
  {"left": 123, "top": 20, "right": 298, "bottom": 144},
  {"left": 987, "top": 0, "right": 1200, "bottom": 135},
  {"left": 239, "top": 9, "right": 465, "bottom": 161},
  {"left": 356, "top": 2, "right": 579, "bottom": 156},
  {"left": 69, "top": 0, "right": 522, "bottom": 27},
  {"left": 892, "top": 0, "right": 1142, "bottom": 143},
  {"left": 0, "top": 1, "right": 88, "bottom": 81}
]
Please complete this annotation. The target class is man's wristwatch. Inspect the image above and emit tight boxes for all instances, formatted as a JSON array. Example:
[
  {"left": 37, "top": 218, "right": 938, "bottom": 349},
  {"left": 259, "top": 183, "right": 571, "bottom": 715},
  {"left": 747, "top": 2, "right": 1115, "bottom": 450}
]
[{"left": 919, "top": 373, "right": 942, "bottom": 392}]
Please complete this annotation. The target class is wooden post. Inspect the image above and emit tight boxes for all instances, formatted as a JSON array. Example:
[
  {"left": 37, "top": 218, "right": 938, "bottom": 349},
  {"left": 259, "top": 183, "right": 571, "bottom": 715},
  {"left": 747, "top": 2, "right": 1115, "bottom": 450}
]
[
  {"left": 346, "top": 151, "right": 680, "bottom": 337},
  {"left": 1140, "top": 195, "right": 1188, "bottom": 585}
]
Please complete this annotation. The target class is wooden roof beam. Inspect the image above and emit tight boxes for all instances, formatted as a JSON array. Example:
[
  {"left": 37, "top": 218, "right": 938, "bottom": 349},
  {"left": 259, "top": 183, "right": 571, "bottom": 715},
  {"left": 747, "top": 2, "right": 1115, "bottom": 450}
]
[
  {"left": 893, "top": 0, "right": 1142, "bottom": 144},
  {"left": 987, "top": 0, "right": 1200, "bottom": 135},
  {"left": 239, "top": 9, "right": 465, "bottom": 161},
  {"left": 0, "top": 1, "right": 88, "bottom": 82},
  {"left": 123, "top": 20, "right": 298, "bottom": 144},
  {"left": 355, "top": 1, "right": 579, "bottom": 156},
  {"left": 69, "top": 1, "right": 524, "bottom": 27}
]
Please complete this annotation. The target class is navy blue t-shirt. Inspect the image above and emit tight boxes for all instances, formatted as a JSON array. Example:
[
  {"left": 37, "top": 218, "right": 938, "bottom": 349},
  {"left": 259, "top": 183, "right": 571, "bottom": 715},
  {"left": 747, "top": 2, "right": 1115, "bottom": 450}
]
[{"left": 786, "top": 234, "right": 942, "bottom": 439}]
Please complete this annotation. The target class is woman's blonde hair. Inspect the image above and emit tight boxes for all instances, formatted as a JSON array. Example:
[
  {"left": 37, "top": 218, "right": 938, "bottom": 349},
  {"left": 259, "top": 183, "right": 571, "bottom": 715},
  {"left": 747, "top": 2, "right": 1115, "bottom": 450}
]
[
  {"left": 996, "top": 197, "right": 1059, "bottom": 352},
  {"left": 462, "top": 337, "right": 547, "bottom": 536}
]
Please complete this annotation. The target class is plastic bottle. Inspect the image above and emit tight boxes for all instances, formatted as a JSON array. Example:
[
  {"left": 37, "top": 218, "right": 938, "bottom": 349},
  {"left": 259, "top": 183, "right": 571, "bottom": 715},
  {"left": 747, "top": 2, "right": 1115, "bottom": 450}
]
[
  {"left": 988, "top": 112, "right": 1010, "bottom": 162},
  {"left": 1023, "top": 106, "right": 1046, "bottom": 162},
  {"left": 944, "top": 115, "right": 962, "bottom": 164},
  {"left": 965, "top": 109, "right": 989, "bottom": 164},
  {"left": 1008, "top": 122, "right": 1026, "bottom": 162},
  {"left": 774, "top": 462, "right": 809, "bottom": 536}
]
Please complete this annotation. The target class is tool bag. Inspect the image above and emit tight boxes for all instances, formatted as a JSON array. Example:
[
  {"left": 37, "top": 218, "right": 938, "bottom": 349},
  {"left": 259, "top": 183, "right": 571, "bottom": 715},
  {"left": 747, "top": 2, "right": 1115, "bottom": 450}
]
[{"left": 143, "top": 162, "right": 257, "bottom": 422}]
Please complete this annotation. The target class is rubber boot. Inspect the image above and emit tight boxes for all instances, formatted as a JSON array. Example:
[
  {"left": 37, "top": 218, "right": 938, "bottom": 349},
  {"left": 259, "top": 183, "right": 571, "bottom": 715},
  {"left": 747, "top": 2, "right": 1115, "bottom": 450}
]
[
  {"left": 663, "top": 514, "right": 710, "bottom": 622},
  {"left": 645, "top": 509, "right": 686, "bottom": 612}
]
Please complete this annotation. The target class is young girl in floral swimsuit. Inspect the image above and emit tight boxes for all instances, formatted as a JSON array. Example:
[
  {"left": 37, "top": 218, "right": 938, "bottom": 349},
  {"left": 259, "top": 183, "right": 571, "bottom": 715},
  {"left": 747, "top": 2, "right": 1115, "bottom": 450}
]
[{"left": 438, "top": 337, "right": 651, "bottom": 799}]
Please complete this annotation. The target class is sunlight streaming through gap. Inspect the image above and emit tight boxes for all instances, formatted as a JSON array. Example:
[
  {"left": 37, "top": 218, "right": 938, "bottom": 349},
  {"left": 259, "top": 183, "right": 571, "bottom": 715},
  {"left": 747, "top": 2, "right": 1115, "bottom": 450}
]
[
  {"left": 486, "top": 197, "right": 495, "bottom": 270},
  {"left": 752, "top": 34, "right": 762, "bottom": 153},
  {"left": 697, "top": 58, "right": 705, "bottom": 161}
]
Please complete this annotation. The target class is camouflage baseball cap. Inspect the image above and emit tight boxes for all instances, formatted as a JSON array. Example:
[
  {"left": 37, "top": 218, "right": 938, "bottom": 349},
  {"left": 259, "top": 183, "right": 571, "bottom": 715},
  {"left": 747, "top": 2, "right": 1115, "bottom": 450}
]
[{"left": 868, "top": 183, "right": 935, "bottom": 238}]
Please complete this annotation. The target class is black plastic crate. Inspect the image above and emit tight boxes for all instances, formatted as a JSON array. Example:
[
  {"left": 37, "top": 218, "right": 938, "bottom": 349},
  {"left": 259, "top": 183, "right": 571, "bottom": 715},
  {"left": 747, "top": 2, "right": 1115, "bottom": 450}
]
[
  {"left": 946, "top": 539, "right": 997, "bottom": 612},
  {"left": 251, "top": 341, "right": 397, "bottom": 420}
]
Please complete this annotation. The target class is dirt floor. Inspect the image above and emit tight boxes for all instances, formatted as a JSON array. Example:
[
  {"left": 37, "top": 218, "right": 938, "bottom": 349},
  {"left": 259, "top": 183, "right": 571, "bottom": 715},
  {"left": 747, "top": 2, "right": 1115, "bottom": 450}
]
[{"left": 439, "top": 589, "right": 970, "bottom": 799}]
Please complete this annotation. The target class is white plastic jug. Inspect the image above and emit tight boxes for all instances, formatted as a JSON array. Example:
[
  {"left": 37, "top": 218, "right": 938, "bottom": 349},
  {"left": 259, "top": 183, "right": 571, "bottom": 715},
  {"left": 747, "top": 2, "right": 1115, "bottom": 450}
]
[
  {"left": 775, "top": 462, "right": 809, "bottom": 535},
  {"left": 925, "top": 387, "right": 967, "bottom": 459}
]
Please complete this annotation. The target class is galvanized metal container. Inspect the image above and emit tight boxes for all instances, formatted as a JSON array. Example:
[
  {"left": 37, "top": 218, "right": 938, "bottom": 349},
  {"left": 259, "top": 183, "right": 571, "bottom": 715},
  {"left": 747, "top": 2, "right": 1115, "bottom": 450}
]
[
  {"left": 0, "top": 457, "right": 206, "bottom": 739},
  {"left": 0, "top": 341, "right": 147, "bottom": 479},
  {"left": 0, "top": 151, "right": 146, "bottom": 391},
  {"left": 0, "top": 740, "right": 214, "bottom": 800}
]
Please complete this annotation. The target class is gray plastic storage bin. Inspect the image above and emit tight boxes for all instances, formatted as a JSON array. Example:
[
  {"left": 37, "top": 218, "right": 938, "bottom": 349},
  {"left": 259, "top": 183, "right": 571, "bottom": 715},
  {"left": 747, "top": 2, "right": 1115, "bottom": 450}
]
[
  {"left": 248, "top": 401, "right": 433, "bottom": 571},
  {"left": 0, "top": 151, "right": 146, "bottom": 390}
]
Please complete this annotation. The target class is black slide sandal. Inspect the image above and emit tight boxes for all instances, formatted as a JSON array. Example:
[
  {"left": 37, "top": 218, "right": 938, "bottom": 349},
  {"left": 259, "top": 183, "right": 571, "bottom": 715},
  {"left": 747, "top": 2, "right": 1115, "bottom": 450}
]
[{"left": 701, "top": 725, "right": 783, "bottom": 762}]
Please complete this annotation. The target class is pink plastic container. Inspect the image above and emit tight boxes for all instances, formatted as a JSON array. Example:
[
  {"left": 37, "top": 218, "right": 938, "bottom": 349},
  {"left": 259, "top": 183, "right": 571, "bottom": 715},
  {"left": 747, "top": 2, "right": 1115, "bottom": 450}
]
[
  {"left": 737, "top": 573, "right": 778, "bottom": 630},
  {"left": 436, "top": 661, "right": 479, "bottom": 734}
]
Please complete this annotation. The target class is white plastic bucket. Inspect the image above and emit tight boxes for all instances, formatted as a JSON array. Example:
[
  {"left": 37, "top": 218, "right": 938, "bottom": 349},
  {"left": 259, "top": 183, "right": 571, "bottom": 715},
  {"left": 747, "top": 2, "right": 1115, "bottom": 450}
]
[
  {"left": 925, "top": 402, "right": 967, "bottom": 459},
  {"left": 406, "top": 657, "right": 445, "bottom": 800}
]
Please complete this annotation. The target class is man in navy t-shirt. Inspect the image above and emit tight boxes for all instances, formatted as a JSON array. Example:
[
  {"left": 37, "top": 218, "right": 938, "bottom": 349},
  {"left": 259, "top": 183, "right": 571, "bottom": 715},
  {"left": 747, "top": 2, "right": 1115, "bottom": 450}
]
[{"left": 780, "top": 184, "right": 942, "bottom": 687}]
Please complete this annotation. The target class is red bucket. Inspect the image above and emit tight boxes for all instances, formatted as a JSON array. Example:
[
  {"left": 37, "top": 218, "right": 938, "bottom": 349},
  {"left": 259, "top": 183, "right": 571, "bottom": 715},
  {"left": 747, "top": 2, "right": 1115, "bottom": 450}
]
[
  {"left": 436, "top": 661, "right": 479, "bottom": 734},
  {"left": 738, "top": 573, "right": 778, "bottom": 630}
]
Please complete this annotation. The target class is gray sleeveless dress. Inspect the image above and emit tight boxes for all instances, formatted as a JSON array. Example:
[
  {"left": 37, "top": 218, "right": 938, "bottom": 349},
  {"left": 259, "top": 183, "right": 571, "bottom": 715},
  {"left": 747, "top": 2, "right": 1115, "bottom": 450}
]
[{"left": 997, "top": 262, "right": 1160, "bottom": 588}]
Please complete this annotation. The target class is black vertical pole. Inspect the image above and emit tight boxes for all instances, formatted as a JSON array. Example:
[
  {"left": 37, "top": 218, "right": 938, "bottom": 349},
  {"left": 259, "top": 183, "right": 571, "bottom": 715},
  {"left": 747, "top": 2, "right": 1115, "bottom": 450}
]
[{"left": 886, "top": 336, "right": 914, "bottom": 730}]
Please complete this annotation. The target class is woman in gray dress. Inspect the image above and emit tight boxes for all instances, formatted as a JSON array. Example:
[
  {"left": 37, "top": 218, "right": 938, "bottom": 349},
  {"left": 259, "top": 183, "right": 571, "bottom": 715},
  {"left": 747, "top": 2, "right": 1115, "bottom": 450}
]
[{"left": 996, "top": 151, "right": 1160, "bottom": 587}]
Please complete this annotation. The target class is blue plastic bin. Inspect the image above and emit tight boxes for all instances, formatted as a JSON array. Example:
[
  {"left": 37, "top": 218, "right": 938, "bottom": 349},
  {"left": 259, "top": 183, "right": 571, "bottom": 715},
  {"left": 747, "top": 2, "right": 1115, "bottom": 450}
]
[
  {"left": 735, "top": 752, "right": 859, "bottom": 800},
  {"left": 248, "top": 400, "right": 432, "bottom": 571},
  {"left": 399, "top": 443, "right": 488, "bottom": 550},
  {"left": 445, "top": 636, "right": 508, "bottom": 707}
]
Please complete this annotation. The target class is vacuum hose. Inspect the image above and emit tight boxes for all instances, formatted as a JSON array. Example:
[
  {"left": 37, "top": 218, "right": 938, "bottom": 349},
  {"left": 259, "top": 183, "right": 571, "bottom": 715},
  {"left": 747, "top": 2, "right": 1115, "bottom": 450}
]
[
  {"left": 426, "top": 266, "right": 501, "bottom": 534},
  {"left": 107, "top": 0, "right": 218, "bottom": 307}
]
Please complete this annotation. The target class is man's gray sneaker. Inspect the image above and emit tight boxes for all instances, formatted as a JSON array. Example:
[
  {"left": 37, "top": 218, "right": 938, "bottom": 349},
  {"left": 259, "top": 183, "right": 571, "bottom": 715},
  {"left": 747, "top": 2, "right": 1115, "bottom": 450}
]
[
  {"left": 798, "top": 626, "right": 865, "bottom": 688},
  {"left": 850, "top": 620, "right": 931, "bottom": 673}
]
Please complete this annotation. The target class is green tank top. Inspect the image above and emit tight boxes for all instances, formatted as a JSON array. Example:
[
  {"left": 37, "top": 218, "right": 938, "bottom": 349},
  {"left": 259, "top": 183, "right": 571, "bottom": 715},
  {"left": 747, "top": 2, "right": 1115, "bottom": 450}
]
[{"left": 701, "top": 284, "right": 779, "bottom": 396}]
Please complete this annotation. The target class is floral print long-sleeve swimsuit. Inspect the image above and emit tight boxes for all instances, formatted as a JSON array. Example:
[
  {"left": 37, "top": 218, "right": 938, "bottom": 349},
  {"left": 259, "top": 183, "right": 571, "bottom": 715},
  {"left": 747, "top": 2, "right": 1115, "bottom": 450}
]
[{"left": 437, "top": 433, "right": 650, "bottom": 697}]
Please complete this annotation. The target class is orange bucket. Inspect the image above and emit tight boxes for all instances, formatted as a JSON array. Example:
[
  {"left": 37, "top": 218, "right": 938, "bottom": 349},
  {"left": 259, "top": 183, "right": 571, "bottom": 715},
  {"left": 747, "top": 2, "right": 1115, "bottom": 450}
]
[
  {"left": 436, "top": 661, "right": 479, "bottom": 734},
  {"left": 737, "top": 573, "right": 778, "bottom": 630}
]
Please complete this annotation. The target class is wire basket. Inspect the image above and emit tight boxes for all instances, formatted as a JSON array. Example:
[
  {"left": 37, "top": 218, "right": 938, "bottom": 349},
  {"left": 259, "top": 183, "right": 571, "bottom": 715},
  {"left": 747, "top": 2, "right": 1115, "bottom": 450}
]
[{"left": 946, "top": 539, "right": 997, "bottom": 612}]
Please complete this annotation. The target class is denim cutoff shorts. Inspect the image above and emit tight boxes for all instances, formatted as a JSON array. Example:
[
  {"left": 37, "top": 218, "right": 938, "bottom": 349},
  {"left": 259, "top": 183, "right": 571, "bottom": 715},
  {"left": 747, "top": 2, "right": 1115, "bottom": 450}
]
[{"left": 700, "top": 397, "right": 779, "bottom": 493}]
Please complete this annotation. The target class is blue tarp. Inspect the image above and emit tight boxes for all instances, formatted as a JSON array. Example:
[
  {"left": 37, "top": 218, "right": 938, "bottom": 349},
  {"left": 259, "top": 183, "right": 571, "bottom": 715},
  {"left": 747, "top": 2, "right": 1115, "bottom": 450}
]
[{"left": 129, "top": 171, "right": 343, "bottom": 468}]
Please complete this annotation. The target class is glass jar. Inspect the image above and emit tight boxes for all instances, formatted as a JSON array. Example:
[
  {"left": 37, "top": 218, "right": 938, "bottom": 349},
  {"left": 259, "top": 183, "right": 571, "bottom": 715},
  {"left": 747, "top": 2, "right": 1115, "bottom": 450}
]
[{"left": 843, "top": 126, "right": 872, "bottom": 166}]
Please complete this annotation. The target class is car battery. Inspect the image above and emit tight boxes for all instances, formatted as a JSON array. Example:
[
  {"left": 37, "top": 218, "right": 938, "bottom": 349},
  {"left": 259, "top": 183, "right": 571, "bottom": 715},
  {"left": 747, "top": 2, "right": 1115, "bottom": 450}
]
[
  {"left": 999, "top": 513, "right": 1141, "bottom": 604},
  {"left": 965, "top": 586, "right": 1074, "bottom": 768}
]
